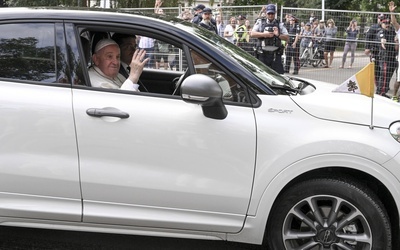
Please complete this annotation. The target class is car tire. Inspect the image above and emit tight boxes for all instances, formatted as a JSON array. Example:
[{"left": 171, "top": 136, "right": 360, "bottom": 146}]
[{"left": 265, "top": 177, "right": 392, "bottom": 250}]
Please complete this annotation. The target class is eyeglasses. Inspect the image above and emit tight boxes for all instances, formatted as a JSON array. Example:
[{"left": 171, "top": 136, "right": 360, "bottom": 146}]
[{"left": 267, "top": 13, "right": 275, "bottom": 15}]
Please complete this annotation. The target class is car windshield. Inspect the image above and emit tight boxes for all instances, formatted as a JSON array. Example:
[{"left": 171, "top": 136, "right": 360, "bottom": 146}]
[{"left": 176, "top": 21, "right": 295, "bottom": 92}]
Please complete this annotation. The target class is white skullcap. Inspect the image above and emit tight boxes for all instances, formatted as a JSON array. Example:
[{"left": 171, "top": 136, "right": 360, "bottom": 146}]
[{"left": 94, "top": 38, "right": 118, "bottom": 53}]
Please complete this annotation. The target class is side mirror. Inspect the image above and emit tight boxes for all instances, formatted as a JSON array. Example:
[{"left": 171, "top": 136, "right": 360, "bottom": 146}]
[{"left": 181, "top": 74, "right": 228, "bottom": 120}]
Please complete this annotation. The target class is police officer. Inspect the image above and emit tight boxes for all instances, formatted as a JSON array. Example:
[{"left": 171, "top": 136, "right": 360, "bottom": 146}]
[
  {"left": 199, "top": 8, "right": 218, "bottom": 34},
  {"left": 365, "top": 14, "right": 386, "bottom": 85},
  {"left": 285, "top": 16, "right": 300, "bottom": 74},
  {"left": 376, "top": 17, "right": 397, "bottom": 97},
  {"left": 192, "top": 4, "right": 216, "bottom": 27},
  {"left": 191, "top": 4, "right": 205, "bottom": 24},
  {"left": 251, "top": 4, "right": 289, "bottom": 74},
  {"left": 234, "top": 15, "right": 248, "bottom": 49}
]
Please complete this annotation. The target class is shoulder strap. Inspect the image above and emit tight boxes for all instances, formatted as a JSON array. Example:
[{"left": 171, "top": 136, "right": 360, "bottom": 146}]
[{"left": 259, "top": 18, "right": 266, "bottom": 32}]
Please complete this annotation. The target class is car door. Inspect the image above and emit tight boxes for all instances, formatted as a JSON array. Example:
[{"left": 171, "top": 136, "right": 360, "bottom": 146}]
[
  {"left": 73, "top": 43, "right": 256, "bottom": 233},
  {"left": 0, "top": 22, "right": 81, "bottom": 221}
]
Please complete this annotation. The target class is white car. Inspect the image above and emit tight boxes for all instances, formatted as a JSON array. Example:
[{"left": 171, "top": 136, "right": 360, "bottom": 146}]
[{"left": 0, "top": 7, "right": 399, "bottom": 250}]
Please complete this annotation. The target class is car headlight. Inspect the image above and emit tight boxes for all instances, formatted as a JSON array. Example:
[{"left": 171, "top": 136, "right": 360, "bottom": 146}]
[{"left": 389, "top": 122, "right": 400, "bottom": 143}]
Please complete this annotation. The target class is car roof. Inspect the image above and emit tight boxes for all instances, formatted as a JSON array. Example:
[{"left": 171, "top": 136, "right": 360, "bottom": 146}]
[
  {"left": 0, "top": 7, "right": 179, "bottom": 28},
  {"left": 0, "top": 7, "right": 199, "bottom": 45}
]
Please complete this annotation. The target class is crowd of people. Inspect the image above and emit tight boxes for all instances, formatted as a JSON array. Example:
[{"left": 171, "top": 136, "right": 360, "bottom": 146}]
[
  {"left": 87, "top": 1, "right": 400, "bottom": 101},
  {"left": 186, "top": 4, "right": 344, "bottom": 75},
  {"left": 190, "top": 3, "right": 400, "bottom": 101},
  {"left": 364, "top": 1, "right": 399, "bottom": 100}
]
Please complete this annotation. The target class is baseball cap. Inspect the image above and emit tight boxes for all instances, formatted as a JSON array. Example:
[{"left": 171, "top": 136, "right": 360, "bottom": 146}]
[
  {"left": 237, "top": 14, "right": 246, "bottom": 20},
  {"left": 202, "top": 8, "right": 212, "bottom": 14},
  {"left": 305, "top": 22, "right": 311, "bottom": 26},
  {"left": 266, "top": 4, "right": 276, "bottom": 14},
  {"left": 193, "top": 4, "right": 205, "bottom": 11}
]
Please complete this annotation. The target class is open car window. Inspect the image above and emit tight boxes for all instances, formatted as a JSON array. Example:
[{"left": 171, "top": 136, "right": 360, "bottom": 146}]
[{"left": 76, "top": 26, "right": 248, "bottom": 103}]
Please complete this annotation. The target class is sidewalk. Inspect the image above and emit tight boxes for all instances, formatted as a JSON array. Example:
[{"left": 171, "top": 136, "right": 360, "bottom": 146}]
[{"left": 333, "top": 50, "right": 367, "bottom": 58}]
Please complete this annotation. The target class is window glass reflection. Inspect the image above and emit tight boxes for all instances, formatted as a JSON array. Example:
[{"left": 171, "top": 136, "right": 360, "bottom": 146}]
[{"left": 0, "top": 23, "right": 57, "bottom": 82}]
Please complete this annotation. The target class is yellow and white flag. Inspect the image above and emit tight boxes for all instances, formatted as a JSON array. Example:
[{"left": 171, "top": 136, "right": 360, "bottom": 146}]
[{"left": 333, "top": 62, "right": 375, "bottom": 98}]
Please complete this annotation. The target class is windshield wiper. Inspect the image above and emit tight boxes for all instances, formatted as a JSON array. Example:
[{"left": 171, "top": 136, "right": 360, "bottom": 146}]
[{"left": 270, "top": 81, "right": 301, "bottom": 95}]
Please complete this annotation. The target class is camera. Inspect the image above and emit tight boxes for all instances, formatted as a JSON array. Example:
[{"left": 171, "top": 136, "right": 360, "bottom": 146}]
[{"left": 265, "top": 27, "right": 274, "bottom": 32}]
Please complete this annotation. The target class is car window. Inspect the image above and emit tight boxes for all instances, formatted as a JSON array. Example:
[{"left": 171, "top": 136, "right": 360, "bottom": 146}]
[
  {"left": 153, "top": 39, "right": 188, "bottom": 71},
  {"left": 79, "top": 28, "right": 189, "bottom": 95},
  {"left": 0, "top": 23, "right": 68, "bottom": 84},
  {"left": 77, "top": 27, "right": 246, "bottom": 103},
  {"left": 190, "top": 50, "right": 248, "bottom": 103}
]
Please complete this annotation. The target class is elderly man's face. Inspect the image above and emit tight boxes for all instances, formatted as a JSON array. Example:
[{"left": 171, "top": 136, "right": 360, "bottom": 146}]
[
  {"left": 119, "top": 37, "right": 136, "bottom": 65},
  {"left": 93, "top": 44, "right": 121, "bottom": 78}
]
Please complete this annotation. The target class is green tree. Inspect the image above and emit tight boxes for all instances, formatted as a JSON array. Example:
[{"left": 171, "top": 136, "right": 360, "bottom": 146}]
[
  {"left": 231, "top": 0, "right": 389, "bottom": 11},
  {"left": 7, "top": 0, "right": 89, "bottom": 6},
  {"left": 6, "top": 0, "right": 392, "bottom": 11}
]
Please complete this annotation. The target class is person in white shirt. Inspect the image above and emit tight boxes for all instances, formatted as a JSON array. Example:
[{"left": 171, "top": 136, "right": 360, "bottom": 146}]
[
  {"left": 390, "top": 1, "right": 400, "bottom": 101},
  {"left": 216, "top": 14, "right": 225, "bottom": 38},
  {"left": 224, "top": 17, "right": 237, "bottom": 43},
  {"left": 88, "top": 38, "right": 148, "bottom": 91},
  {"left": 138, "top": 36, "right": 156, "bottom": 68}
]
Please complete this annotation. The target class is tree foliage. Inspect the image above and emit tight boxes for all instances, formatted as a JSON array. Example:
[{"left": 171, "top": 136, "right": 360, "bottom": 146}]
[
  {"left": 6, "top": 0, "right": 181, "bottom": 8},
  {"left": 6, "top": 0, "right": 393, "bottom": 11},
  {"left": 231, "top": 0, "right": 391, "bottom": 11}
]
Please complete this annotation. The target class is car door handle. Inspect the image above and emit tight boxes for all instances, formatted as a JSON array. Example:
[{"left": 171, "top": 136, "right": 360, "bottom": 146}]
[{"left": 86, "top": 108, "right": 130, "bottom": 119}]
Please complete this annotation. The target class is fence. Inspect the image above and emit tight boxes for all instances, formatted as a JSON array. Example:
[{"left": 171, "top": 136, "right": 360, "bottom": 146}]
[
  {"left": 124, "top": 5, "right": 392, "bottom": 47},
  {"left": 123, "top": 5, "right": 399, "bottom": 96}
]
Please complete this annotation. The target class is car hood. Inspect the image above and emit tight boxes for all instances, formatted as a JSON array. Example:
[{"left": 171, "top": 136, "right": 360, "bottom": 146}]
[{"left": 290, "top": 79, "right": 400, "bottom": 128}]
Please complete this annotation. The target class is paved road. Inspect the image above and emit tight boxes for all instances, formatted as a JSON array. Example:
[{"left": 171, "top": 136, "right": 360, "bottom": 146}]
[
  {"left": 286, "top": 50, "right": 397, "bottom": 96},
  {"left": 0, "top": 226, "right": 263, "bottom": 250}
]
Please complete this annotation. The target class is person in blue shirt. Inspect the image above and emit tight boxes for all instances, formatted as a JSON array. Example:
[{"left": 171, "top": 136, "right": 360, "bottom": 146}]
[{"left": 340, "top": 20, "right": 359, "bottom": 69}]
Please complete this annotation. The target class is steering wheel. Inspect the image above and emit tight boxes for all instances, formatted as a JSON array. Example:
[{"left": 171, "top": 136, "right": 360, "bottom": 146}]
[{"left": 172, "top": 69, "right": 189, "bottom": 96}]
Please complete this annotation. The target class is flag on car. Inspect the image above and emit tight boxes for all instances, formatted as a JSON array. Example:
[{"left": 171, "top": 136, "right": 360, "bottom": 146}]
[{"left": 333, "top": 62, "right": 375, "bottom": 98}]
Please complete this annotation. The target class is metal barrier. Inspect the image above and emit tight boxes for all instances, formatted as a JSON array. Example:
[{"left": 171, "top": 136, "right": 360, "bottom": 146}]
[{"left": 123, "top": 6, "right": 399, "bottom": 92}]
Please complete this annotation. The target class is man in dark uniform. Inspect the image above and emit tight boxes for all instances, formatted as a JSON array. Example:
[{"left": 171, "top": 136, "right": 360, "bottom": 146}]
[
  {"left": 376, "top": 18, "right": 397, "bottom": 97},
  {"left": 365, "top": 14, "right": 386, "bottom": 86},
  {"left": 191, "top": 4, "right": 205, "bottom": 24},
  {"left": 198, "top": 8, "right": 217, "bottom": 34},
  {"left": 192, "top": 4, "right": 216, "bottom": 27},
  {"left": 111, "top": 33, "right": 137, "bottom": 78},
  {"left": 285, "top": 16, "right": 300, "bottom": 74},
  {"left": 250, "top": 4, "right": 289, "bottom": 74}
]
